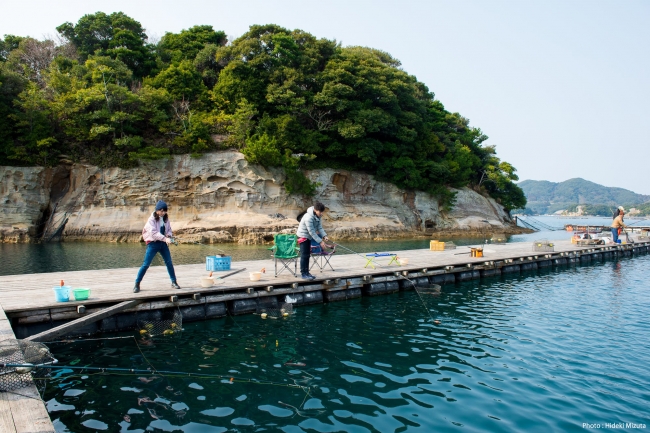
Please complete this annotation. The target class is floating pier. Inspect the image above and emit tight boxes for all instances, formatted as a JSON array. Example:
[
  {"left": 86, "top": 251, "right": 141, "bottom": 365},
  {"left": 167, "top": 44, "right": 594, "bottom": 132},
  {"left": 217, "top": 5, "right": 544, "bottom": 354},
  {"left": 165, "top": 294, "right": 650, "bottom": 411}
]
[{"left": 0, "top": 237, "right": 648, "bottom": 341}]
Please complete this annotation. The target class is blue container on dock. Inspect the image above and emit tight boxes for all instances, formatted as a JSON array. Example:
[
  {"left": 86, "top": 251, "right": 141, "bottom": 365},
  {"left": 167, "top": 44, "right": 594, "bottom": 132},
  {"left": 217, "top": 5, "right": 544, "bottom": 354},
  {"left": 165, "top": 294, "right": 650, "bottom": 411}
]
[
  {"left": 206, "top": 255, "right": 231, "bottom": 271},
  {"left": 53, "top": 286, "right": 71, "bottom": 302}
]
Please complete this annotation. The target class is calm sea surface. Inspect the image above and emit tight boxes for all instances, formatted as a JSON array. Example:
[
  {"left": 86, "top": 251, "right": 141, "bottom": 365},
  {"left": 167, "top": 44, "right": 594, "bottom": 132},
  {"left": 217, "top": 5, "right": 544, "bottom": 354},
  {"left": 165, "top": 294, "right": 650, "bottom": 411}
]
[{"left": 43, "top": 254, "right": 650, "bottom": 432}]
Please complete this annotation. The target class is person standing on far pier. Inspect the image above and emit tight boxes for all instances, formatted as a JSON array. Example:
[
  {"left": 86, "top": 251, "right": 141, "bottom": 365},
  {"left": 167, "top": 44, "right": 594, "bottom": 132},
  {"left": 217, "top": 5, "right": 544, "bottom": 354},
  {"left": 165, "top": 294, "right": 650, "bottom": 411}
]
[
  {"left": 611, "top": 206, "right": 627, "bottom": 243},
  {"left": 133, "top": 200, "right": 181, "bottom": 293},
  {"left": 296, "top": 202, "right": 330, "bottom": 280}
]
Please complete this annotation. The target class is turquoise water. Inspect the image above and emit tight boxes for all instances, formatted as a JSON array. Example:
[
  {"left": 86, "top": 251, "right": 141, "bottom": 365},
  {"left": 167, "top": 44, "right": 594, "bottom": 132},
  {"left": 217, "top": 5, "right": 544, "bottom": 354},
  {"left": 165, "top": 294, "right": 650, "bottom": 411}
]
[{"left": 43, "top": 255, "right": 650, "bottom": 432}]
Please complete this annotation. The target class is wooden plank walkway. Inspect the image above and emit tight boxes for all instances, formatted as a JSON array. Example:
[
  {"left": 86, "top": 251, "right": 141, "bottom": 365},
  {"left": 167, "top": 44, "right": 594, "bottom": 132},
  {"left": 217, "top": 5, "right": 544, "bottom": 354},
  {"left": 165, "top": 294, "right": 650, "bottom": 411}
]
[
  {"left": 0, "top": 238, "right": 646, "bottom": 315},
  {"left": 0, "top": 308, "right": 55, "bottom": 433}
]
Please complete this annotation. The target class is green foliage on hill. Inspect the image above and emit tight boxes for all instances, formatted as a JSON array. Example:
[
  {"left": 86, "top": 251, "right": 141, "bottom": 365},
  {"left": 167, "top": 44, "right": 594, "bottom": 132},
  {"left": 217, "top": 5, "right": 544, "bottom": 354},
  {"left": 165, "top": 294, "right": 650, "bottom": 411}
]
[
  {"left": 0, "top": 13, "right": 524, "bottom": 209},
  {"left": 518, "top": 178, "right": 650, "bottom": 215}
]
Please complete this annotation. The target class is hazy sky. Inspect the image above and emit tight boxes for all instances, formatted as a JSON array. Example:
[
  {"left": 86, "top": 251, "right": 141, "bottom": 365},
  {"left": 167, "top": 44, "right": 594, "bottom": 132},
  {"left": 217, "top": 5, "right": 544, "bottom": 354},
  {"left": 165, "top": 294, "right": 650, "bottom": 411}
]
[{"left": 2, "top": 1, "right": 649, "bottom": 193}]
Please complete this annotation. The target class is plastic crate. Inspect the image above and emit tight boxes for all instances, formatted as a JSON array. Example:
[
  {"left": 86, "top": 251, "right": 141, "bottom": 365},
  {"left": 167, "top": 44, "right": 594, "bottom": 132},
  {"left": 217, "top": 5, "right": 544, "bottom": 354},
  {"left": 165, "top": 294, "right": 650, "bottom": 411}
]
[
  {"left": 430, "top": 240, "right": 444, "bottom": 251},
  {"left": 206, "top": 255, "right": 231, "bottom": 271}
]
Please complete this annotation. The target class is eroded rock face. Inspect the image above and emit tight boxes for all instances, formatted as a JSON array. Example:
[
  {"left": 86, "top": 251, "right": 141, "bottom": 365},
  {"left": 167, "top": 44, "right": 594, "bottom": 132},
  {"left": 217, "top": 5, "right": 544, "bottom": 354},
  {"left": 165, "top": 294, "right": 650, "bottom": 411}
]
[{"left": 0, "top": 151, "right": 517, "bottom": 243}]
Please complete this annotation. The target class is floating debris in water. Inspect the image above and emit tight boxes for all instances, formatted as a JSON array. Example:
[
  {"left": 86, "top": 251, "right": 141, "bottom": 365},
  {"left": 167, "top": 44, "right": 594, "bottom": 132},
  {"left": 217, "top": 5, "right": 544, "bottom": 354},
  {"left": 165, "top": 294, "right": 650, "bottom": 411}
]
[
  {"left": 284, "top": 362, "right": 306, "bottom": 367},
  {"left": 137, "top": 376, "right": 158, "bottom": 384},
  {"left": 137, "top": 397, "right": 153, "bottom": 406}
]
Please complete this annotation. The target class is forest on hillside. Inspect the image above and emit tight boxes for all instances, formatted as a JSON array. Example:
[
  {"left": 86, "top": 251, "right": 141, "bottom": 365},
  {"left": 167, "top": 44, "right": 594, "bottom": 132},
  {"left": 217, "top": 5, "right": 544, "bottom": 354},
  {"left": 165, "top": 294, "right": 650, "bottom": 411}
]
[
  {"left": 518, "top": 178, "right": 650, "bottom": 215},
  {"left": 0, "top": 12, "right": 525, "bottom": 209}
]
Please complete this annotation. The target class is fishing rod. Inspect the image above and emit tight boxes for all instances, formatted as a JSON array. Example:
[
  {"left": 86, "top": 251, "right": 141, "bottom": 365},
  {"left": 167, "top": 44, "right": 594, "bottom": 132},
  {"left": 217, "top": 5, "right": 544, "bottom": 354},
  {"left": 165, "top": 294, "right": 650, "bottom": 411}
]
[
  {"left": 215, "top": 268, "right": 246, "bottom": 279},
  {"left": 168, "top": 237, "right": 231, "bottom": 255}
]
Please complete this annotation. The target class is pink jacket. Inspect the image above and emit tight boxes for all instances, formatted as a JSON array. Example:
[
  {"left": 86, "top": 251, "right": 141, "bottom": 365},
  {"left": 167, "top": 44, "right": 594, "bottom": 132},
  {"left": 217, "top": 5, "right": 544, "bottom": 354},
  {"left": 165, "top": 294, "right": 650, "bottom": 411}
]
[{"left": 142, "top": 213, "right": 173, "bottom": 244}]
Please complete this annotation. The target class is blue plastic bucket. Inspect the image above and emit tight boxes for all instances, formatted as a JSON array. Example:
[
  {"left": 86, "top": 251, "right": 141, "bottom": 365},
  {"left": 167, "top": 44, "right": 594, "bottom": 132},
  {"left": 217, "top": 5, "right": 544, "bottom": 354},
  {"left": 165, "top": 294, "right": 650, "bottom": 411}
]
[
  {"left": 53, "top": 286, "right": 71, "bottom": 302},
  {"left": 206, "top": 255, "right": 231, "bottom": 271}
]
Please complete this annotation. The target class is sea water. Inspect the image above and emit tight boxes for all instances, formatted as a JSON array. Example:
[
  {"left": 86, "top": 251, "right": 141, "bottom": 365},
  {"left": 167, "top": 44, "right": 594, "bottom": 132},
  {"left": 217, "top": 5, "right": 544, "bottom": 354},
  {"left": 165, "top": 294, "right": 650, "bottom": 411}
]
[{"left": 43, "top": 254, "right": 650, "bottom": 432}]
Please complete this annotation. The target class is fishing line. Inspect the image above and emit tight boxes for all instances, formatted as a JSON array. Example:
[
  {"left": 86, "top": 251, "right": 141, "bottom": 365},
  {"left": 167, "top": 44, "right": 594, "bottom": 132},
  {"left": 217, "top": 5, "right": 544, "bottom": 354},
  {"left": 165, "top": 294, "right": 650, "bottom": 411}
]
[
  {"left": 329, "top": 241, "right": 388, "bottom": 268},
  {"left": 7, "top": 362, "right": 308, "bottom": 390},
  {"left": 397, "top": 274, "right": 438, "bottom": 323},
  {"left": 47, "top": 335, "right": 135, "bottom": 344}
]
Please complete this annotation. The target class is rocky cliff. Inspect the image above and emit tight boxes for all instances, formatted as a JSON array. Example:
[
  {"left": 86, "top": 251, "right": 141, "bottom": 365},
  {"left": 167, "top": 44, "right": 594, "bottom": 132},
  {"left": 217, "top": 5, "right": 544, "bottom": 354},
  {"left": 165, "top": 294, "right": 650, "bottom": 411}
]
[{"left": 0, "top": 151, "right": 520, "bottom": 243}]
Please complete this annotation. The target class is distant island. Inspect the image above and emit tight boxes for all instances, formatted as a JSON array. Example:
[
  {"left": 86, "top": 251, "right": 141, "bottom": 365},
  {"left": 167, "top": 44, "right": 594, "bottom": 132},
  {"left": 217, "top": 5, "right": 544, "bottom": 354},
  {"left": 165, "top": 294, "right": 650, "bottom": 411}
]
[{"left": 517, "top": 178, "right": 650, "bottom": 216}]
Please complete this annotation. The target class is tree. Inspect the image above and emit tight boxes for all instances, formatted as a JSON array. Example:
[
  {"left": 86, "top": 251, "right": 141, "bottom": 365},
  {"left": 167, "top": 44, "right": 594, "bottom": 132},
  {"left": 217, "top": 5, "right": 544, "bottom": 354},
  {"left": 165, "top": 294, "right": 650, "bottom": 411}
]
[
  {"left": 148, "top": 60, "right": 208, "bottom": 105},
  {"left": 0, "top": 35, "right": 26, "bottom": 62},
  {"left": 0, "top": 65, "right": 28, "bottom": 163},
  {"left": 158, "top": 25, "right": 227, "bottom": 64},
  {"left": 57, "top": 12, "right": 155, "bottom": 78},
  {"left": 5, "top": 38, "right": 65, "bottom": 86},
  {"left": 10, "top": 82, "right": 57, "bottom": 165}
]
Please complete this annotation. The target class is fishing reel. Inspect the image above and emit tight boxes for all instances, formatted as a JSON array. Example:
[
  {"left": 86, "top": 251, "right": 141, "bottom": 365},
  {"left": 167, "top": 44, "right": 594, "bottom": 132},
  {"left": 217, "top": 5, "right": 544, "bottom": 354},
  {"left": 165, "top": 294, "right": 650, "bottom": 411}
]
[{"left": 168, "top": 236, "right": 179, "bottom": 246}]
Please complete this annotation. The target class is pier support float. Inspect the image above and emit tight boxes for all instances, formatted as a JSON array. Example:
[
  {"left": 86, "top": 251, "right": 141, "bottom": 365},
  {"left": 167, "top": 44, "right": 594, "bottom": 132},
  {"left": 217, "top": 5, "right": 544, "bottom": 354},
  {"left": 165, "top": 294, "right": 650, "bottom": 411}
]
[
  {"left": 429, "top": 274, "right": 456, "bottom": 285},
  {"left": 456, "top": 270, "right": 480, "bottom": 282},
  {"left": 364, "top": 281, "right": 400, "bottom": 296},
  {"left": 521, "top": 262, "right": 538, "bottom": 272},
  {"left": 324, "top": 286, "right": 362, "bottom": 302},
  {"left": 480, "top": 268, "right": 501, "bottom": 278},
  {"left": 501, "top": 264, "right": 521, "bottom": 274}
]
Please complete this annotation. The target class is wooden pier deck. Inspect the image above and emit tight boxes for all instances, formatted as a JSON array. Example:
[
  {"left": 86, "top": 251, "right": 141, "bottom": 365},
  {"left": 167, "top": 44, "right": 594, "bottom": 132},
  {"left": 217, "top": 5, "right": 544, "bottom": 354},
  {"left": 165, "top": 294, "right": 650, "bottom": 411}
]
[
  {"left": 0, "top": 237, "right": 648, "bottom": 323},
  {"left": 0, "top": 237, "right": 648, "bottom": 432},
  {"left": 0, "top": 309, "right": 56, "bottom": 433}
]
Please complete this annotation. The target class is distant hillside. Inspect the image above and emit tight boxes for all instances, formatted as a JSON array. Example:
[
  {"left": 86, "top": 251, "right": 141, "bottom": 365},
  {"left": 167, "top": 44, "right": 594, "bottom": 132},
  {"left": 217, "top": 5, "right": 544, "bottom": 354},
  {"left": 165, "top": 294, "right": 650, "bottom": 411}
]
[{"left": 518, "top": 178, "right": 650, "bottom": 214}]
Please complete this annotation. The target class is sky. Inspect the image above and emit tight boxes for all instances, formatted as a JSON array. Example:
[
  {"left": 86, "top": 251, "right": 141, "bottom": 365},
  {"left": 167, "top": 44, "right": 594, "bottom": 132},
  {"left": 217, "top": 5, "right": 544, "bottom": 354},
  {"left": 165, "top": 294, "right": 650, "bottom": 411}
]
[{"left": 2, "top": 0, "right": 649, "bottom": 193}]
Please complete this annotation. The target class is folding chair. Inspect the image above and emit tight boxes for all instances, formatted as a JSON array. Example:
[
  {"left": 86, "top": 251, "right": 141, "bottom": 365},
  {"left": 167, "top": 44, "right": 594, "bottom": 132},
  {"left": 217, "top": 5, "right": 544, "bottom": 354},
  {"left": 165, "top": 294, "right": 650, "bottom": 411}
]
[
  {"left": 269, "top": 234, "right": 300, "bottom": 277},
  {"left": 364, "top": 252, "right": 399, "bottom": 269},
  {"left": 310, "top": 242, "right": 336, "bottom": 272}
]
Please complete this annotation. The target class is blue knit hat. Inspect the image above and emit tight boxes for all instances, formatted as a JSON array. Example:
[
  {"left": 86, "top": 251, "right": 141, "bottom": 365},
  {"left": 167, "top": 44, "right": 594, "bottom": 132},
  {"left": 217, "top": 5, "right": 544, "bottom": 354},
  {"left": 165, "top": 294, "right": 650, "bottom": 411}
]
[{"left": 155, "top": 200, "right": 168, "bottom": 211}]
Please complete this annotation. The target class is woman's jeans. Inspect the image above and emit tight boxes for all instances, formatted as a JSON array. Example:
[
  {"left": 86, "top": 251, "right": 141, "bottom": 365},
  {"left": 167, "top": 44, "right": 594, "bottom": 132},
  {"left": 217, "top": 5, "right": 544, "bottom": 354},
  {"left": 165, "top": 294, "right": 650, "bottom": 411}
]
[
  {"left": 136, "top": 241, "right": 177, "bottom": 283},
  {"left": 611, "top": 228, "right": 619, "bottom": 243}
]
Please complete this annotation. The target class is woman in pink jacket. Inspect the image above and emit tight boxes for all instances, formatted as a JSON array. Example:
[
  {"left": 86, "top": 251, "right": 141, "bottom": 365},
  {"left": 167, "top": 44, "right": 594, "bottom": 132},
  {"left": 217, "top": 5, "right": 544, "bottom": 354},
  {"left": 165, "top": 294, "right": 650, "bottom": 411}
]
[{"left": 134, "top": 200, "right": 181, "bottom": 293}]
